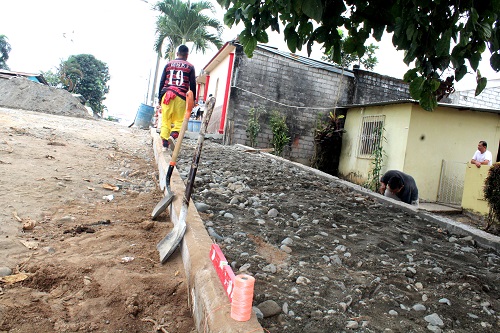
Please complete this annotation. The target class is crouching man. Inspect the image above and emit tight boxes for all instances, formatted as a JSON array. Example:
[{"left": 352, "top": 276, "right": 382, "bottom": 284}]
[{"left": 379, "top": 170, "right": 419, "bottom": 206}]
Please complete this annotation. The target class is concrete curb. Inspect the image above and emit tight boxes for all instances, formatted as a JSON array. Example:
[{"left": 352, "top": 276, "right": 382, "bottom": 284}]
[
  {"left": 152, "top": 131, "right": 264, "bottom": 333},
  {"left": 234, "top": 144, "right": 500, "bottom": 253}
]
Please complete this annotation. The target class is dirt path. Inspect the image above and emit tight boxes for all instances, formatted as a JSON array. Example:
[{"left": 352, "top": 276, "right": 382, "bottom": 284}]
[{"left": 0, "top": 107, "right": 194, "bottom": 332}]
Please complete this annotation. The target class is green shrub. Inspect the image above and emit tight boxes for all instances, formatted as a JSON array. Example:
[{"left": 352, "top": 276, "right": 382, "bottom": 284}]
[
  {"left": 246, "top": 107, "right": 265, "bottom": 147},
  {"left": 484, "top": 163, "right": 500, "bottom": 230},
  {"left": 269, "top": 110, "right": 290, "bottom": 156}
]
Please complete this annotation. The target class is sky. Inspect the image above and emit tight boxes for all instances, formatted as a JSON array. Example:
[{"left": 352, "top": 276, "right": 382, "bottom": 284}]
[{"left": 1, "top": 0, "right": 499, "bottom": 124}]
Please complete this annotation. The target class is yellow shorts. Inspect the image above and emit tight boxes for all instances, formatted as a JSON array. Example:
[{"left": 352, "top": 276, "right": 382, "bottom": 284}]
[{"left": 160, "top": 95, "right": 186, "bottom": 140}]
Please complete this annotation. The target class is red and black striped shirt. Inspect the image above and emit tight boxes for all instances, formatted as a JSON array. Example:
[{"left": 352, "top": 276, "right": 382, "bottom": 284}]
[{"left": 158, "top": 58, "right": 196, "bottom": 102}]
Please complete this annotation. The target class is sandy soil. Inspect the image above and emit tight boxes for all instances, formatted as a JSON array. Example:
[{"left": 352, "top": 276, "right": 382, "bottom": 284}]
[{"left": 0, "top": 106, "right": 194, "bottom": 332}]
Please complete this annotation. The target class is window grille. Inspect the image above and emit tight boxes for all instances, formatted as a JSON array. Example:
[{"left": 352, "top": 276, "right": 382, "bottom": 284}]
[{"left": 358, "top": 115, "right": 385, "bottom": 157}]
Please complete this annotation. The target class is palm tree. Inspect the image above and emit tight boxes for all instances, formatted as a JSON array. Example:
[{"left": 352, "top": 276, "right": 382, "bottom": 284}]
[
  {"left": 0, "top": 34, "right": 12, "bottom": 70},
  {"left": 149, "top": 0, "right": 224, "bottom": 104},
  {"left": 154, "top": 0, "right": 223, "bottom": 58}
]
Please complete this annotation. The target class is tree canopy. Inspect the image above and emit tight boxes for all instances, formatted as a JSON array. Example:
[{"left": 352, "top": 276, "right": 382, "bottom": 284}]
[
  {"left": 59, "top": 54, "right": 110, "bottom": 116},
  {"left": 322, "top": 30, "right": 378, "bottom": 70},
  {"left": 154, "top": 0, "right": 224, "bottom": 59},
  {"left": 218, "top": 0, "right": 500, "bottom": 110},
  {"left": 0, "top": 34, "right": 12, "bottom": 70}
]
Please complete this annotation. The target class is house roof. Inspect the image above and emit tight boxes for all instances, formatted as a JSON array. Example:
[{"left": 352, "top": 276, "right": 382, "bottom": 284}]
[
  {"left": 0, "top": 69, "right": 48, "bottom": 85},
  {"left": 256, "top": 44, "right": 354, "bottom": 77},
  {"left": 199, "top": 41, "right": 355, "bottom": 79},
  {"left": 340, "top": 99, "right": 500, "bottom": 115}
]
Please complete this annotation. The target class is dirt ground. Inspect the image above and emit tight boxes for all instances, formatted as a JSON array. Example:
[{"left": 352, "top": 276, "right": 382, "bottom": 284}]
[
  {"left": 0, "top": 105, "right": 194, "bottom": 332},
  {"left": 1, "top": 78, "right": 499, "bottom": 333}
]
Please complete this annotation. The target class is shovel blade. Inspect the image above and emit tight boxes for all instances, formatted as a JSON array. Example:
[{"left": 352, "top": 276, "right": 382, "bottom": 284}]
[
  {"left": 151, "top": 193, "right": 174, "bottom": 220},
  {"left": 157, "top": 220, "right": 187, "bottom": 263}
]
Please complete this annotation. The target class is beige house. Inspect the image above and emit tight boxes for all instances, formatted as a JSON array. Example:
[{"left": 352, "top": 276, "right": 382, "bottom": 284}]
[{"left": 338, "top": 100, "right": 500, "bottom": 204}]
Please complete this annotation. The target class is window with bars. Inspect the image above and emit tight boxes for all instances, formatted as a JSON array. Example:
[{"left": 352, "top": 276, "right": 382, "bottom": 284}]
[{"left": 358, "top": 115, "right": 385, "bottom": 157}]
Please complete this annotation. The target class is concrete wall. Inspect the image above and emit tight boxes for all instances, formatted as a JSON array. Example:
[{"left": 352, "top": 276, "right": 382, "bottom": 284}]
[
  {"left": 225, "top": 45, "right": 353, "bottom": 165},
  {"left": 450, "top": 85, "right": 500, "bottom": 110},
  {"left": 462, "top": 164, "right": 490, "bottom": 215},
  {"left": 352, "top": 69, "right": 410, "bottom": 104},
  {"left": 338, "top": 104, "right": 411, "bottom": 184}
]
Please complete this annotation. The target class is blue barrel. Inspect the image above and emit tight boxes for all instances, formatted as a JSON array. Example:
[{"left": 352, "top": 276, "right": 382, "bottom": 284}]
[
  {"left": 134, "top": 103, "right": 155, "bottom": 129},
  {"left": 190, "top": 120, "right": 202, "bottom": 132}
]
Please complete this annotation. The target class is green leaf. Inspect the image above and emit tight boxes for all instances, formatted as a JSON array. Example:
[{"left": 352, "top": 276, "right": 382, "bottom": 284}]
[
  {"left": 469, "top": 52, "right": 481, "bottom": 71},
  {"left": 356, "top": 43, "right": 366, "bottom": 58},
  {"left": 419, "top": 90, "right": 438, "bottom": 111},
  {"left": 430, "top": 78, "right": 441, "bottom": 92},
  {"left": 224, "top": 9, "right": 236, "bottom": 27},
  {"left": 343, "top": 37, "right": 357, "bottom": 54},
  {"left": 490, "top": 53, "right": 500, "bottom": 71},
  {"left": 475, "top": 77, "right": 487, "bottom": 96},
  {"left": 301, "top": 0, "right": 323, "bottom": 22},
  {"left": 243, "top": 36, "right": 258, "bottom": 57},
  {"left": 285, "top": 27, "right": 299, "bottom": 53},
  {"left": 372, "top": 25, "right": 384, "bottom": 41},
  {"left": 436, "top": 30, "right": 452, "bottom": 57},
  {"left": 403, "top": 68, "right": 418, "bottom": 82},
  {"left": 409, "top": 76, "right": 425, "bottom": 99},
  {"left": 292, "top": 0, "right": 303, "bottom": 13},
  {"left": 455, "top": 64, "right": 468, "bottom": 81},
  {"left": 239, "top": 29, "right": 257, "bottom": 57},
  {"left": 256, "top": 29, "right": 269, "bottom": 43}
]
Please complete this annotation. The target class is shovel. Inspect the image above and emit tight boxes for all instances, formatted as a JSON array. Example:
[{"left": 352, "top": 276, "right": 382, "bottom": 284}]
[
  {"left": 151, "top": 90, "right": 194, "bottom": 220},
  {"left": 157, "top": 96, "right": 216, "bottom": 263}
]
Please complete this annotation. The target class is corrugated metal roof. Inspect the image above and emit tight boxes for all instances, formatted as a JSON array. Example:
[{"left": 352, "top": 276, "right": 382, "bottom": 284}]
[
  {"left": 256, "top": 44, "right": 355, "bottom": 77},
  {"left": 0, "top": 69, "right": 48, "bottom": 85},
  {"left": 340, "top": 99, "right": 500, "bottom": 114}
]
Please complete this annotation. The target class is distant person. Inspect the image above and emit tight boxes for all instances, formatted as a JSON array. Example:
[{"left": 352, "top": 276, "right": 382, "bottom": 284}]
[
  {"left": 471, "top": 140, "right": 492, "bottom": 168},
  {"left": 379, "top": 170, "right": 419, "bottom": 206},
  {"left": 195, "top": 99, "right": 205, "bottom": 120},
  {"left": 191, "top": 103, "right": 200, "bottom": 119},
  {"left": 158, "top": 44, "right": 196, "bottom": 150}
]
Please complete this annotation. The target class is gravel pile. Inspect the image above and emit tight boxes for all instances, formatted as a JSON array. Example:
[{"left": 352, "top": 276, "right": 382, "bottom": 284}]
[{"left": 175, "top": 140, "right": 500, "bottom": 333}]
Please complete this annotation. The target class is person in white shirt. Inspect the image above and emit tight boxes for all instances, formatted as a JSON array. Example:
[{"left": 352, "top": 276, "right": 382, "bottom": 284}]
[{"left": 471, "top": 140, "right": 493, "bottom": 167}]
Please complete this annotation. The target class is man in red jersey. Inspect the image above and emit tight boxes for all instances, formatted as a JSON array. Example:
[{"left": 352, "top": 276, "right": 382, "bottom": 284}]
[{"left": 158, "top": 45, "right": 196, "bottom": 150}]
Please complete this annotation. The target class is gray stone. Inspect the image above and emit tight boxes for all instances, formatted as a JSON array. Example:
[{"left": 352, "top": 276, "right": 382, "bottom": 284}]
[
  {"left": 267, "top": 208, "right": 279, "bottom": 217},
  {"left": 262, "top": 264, "right": 277, "bottom": 273},
  {"left": 253, "top": 306, "right": 264, "bottom": 319},
  {"left": 311, "top": 310, "right": 323, "bottom": 319},
  {"left": 0, "top": 266, "right": 12, "bottom": 277},
  {"left": 346, "top": 320, "right": 359, "bottom": 329},
  {"left": 412, "top": 304, "right": 426, "bottom": 311},
  {"left": 257, "top": 300, "right": 282, "bottom": 318},
  {"left": 424, "top": 313, "right": 444, "bottom": 327},
  {"left": 296, "top": 276, "right": 311, "bottom": 285},
  {"left": 438, "top": 298, "right": 451, "bottom": 305},
  {"left": 223, "top": 212, "right": 234, "bottom": 219},
  {"left": 195, "top": 202, "right": 210, "bottom": 212},
  {"left": 427, "top": 325, "right": 442, "bottom": 333},
  {"left": 42, "top": 246, "right": 56, "bottom": 254},
  {"left": 280, "top": 245, "right": 292, "bottom": 253}
]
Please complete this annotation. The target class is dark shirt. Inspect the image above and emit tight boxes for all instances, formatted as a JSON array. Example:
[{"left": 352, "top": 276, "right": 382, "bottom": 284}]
[
  {"left": 380, "top": 170, "right": 418, "bottom": 204},
  {"left": 158, "top": 58, "right": 196, "bottom": 103}
]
